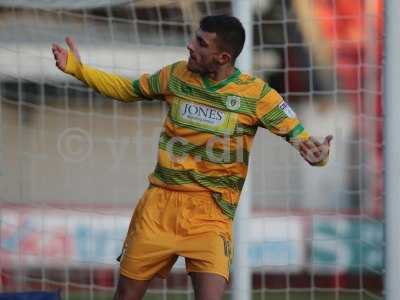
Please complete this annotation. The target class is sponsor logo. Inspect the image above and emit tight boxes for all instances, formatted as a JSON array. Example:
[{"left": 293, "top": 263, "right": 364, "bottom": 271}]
[
  {"left": 181, "top": 101, "right": 225, "bottom": 126},
  {"left": 226, "top": 95, "right": 241, "bottom": 111},
  {"left": 171, "top": 99, "right": 237, "bottom": 135},
  {"left": 279, "top": 101, "right": 296, "bottom": 118}
]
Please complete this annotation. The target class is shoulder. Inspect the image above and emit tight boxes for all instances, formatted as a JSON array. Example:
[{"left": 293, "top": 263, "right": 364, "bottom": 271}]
[
  {"left": 165, "top": 61, "right": 204, "bottom": 86},
  {"left": 237, "top": 73, "right": 281, "bottom": 102},
  {"left": 167, "top": 60, "right": 188, "bottom": 75},
  {"left": 230, "top": 72, "right": 269, "bottom": 100}
]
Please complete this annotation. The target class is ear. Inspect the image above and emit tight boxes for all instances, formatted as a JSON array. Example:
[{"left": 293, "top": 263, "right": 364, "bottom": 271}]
[{"left": 217, "top": 51, "right": 232, "bottom": 65}]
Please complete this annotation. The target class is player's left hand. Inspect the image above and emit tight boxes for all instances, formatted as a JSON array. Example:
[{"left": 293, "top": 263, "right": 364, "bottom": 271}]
[{"left": 298, "top": 135, "right": 333, "bottom": 166}]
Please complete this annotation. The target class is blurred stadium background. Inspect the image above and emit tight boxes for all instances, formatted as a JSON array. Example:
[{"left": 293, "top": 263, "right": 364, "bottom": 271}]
[{"left": 0, "top": 0, "right": 385, "bottom": 299}]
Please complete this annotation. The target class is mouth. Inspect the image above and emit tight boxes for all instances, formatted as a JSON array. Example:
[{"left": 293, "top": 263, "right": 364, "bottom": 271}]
[
  {"left": 187, "top": 52, "right": 201, "bottom": 73},
  {"left": 189, "top": 53, "right": 196, "bottom": 63}
]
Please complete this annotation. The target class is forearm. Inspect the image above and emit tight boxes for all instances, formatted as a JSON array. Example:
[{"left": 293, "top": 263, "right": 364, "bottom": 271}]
[
  {"left": 64, "top": 50, "right": 141, "bottom": 102},
  {"left": 256, "top": 88, "right": 330, "bottom": 167}
]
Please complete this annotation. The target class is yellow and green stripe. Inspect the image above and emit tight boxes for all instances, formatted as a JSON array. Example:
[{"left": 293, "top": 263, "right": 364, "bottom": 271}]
[
  {"left": 132, "top": 79, "right": 146, "bottom": 98},
  {"left": 159, "top": 132, "right": 249, "bottom": 164},
  {"left": 212, "top": 192, "right": 238, "bottom": 219},
  {"left": 149, "top": 71, "right": 162, "bottom": 95},
  {"left": 153, "top": 164, "right": 245, "bottom": 191},
  {"left": 285, "top": 124, "right": 305, "bottom": 141},
  {"left": 260, "top": 105, "right": 288, "bottom": 129},
  {"left": 168, "top": 75, "right": 257, "bottom": 115}
]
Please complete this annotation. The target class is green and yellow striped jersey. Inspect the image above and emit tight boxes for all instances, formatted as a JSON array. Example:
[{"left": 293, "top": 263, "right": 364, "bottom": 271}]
[{"left": 65, "top": 51, "right": 309, "bottom": 219}]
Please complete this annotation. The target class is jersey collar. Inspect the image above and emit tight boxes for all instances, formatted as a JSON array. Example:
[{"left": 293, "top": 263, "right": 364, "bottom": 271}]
[{"left": 201, "top": 68, "right": 241, "bottom": 92}]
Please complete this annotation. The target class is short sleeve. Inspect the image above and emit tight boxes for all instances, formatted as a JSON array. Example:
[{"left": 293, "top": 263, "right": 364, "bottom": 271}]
[
  {"left": 256, "top": 87, "right": 309, "bottom": 142},
  {"left": 132, "top": 62, "right": 178, "bottom": 100}
]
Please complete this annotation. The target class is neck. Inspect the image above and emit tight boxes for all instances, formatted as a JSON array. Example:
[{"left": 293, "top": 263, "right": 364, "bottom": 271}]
[{"left": 207, "top": 64, "right": 236, "bottom": 82}]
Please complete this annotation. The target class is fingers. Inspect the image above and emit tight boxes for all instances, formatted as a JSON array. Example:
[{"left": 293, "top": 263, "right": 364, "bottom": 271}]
[
  {"left": 52, "top": 43, "right": 60, "bottom": 57},
  {"left": 324, "top": 135, "right": 333, "bottom": 146},
  {"left": 65, "top": 36, "right": 81, "bottom": 61},
  {"left": 298, "top": 135, "right": 333, "bottom": 165},
  {"left": 304, "top": 135, "right": 333, "bottom": 152},
  {"left": 51, "top": 42, "right": 67, "bottom": 70},
  {"left": 309, "top": 137, "right": 321, "bottom": 147},
  {"left": 51, "top": 44, "right": 61, "bottom": 65},
  {"left": 299, "top": 141, "right": 319, "bottom": 162},
  {"left": 52, "top": 43, "right": 65, "bottom": 57},
  {"left": 51, "top": 44, "right": 57, "bottom": 57},
  {"left": 52, "top": 36, "right": 80, "bottom": 71},
  {"left": 300, "top": 139, "right": 319, "bottom": 155},
  {"left": 52, "top": 43, "right": 63, "bottom": 52},
  {"left": 65, "top": 36, "right": 76, "bottom": 51}
]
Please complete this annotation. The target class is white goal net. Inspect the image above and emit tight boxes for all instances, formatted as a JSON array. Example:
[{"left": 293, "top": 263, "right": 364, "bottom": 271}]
[{"left": 0, "top": 0, "right": 384, "bottom": 299}]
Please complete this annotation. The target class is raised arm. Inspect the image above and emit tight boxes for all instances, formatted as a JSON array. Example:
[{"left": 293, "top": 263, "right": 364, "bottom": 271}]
[
  {"left": 52, "top": 36, "right": 170, "bottom": 102},
  {"left": 256, "top": 86, "right": 332, "bottom": 166}
]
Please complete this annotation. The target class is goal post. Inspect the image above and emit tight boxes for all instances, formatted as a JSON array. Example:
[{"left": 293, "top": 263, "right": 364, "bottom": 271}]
[
  {"left": 232, "top": 1, "right": 253, "bottom": 300},
  {"left": 384, "top": 0, "right": 400, "bottom": 299}
]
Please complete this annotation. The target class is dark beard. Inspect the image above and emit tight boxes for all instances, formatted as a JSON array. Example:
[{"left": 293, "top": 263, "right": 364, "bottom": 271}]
[
  {"left": 187, "top": 59, "right": 216, "bottom": 76},
  {"left": 187, "top": 60, "right": 205, "bottom": 74}
]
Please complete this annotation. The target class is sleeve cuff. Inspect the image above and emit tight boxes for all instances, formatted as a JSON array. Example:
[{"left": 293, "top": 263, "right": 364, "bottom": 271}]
[{"left": 65, "top": 50, "right": 82, "bottom": 77}]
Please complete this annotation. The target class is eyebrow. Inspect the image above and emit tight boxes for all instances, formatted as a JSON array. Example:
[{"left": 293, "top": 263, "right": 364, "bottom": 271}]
[{"left": 196, "top": 33, "right": 209, "bottom": 47}]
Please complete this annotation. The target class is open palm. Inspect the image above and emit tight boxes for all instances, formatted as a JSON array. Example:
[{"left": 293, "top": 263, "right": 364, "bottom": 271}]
[
  {"left": 299, "top": 135, "right": 333, "bottom": 165},
  {"left": 51, "top": 36, "right": 81, "bottom": 72}
]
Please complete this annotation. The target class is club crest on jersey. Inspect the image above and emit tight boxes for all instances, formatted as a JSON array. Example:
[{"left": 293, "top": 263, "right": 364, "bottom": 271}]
[
  {"left": 279, "top": 101, "right": 296, "bottom": 118},
  {"left": 226, "top": 95, "right": 241, "bottom": 111}
]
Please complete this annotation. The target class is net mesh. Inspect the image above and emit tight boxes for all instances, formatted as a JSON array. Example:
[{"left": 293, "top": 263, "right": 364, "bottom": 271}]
[{"left": 0, "top": 0, "right": 384, "bottom": 299}]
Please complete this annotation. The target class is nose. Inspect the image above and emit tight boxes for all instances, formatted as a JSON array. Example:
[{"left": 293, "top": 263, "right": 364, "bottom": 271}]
[{"left": 187, "top": 39, "right": 194, "bottom": 52}]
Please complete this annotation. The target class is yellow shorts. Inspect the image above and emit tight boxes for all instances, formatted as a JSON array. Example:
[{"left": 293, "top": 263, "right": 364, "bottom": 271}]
[{"left": 119, "top": 186, "right": 233, "bottom": 281}]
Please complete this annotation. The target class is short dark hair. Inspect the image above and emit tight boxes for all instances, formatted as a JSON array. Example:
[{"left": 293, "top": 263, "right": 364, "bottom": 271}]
[{"left": 200, "top": 15, "right": 245, "bottom": 64}]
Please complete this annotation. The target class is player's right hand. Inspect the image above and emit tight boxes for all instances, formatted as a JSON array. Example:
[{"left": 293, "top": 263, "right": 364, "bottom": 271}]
[{"left": 51, "top": 36, "right": 81, "bottom": 72}]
